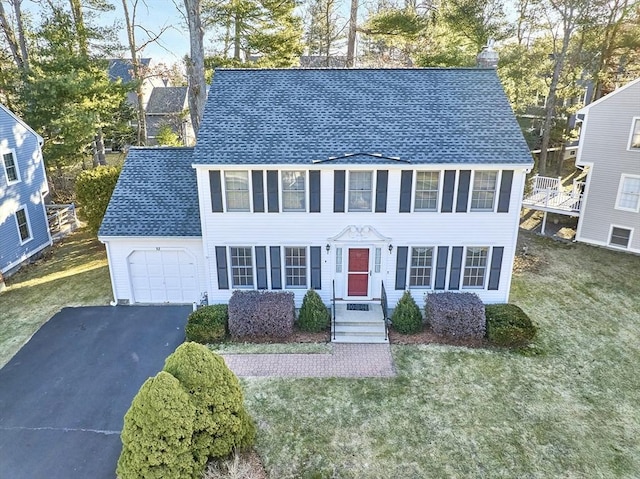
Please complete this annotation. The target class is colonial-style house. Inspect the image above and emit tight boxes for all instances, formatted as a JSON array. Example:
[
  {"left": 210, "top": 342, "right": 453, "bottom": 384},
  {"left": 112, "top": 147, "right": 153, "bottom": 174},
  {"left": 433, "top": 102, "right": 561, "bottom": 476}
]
[
  {"left": 574, "top": 77, "right": 640, "bottom": 253},
  {"left": 99, "top": 68, "right": 533, "bottom": 341},
  {"left": 0, "top": 104, "right": 52, "bottom": 275}
]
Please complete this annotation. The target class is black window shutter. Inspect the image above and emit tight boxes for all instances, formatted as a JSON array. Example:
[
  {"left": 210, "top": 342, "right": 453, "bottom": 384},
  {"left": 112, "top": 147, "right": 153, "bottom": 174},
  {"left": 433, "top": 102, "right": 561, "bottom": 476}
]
[
  {"left": 270, "top": 246, "right": 282, "bottom": 289},
  {"left": 255, "top": 246, "right": 267, "bottom": 289},
  {"left": 215, "top": 246, "right": 229, "bottom": 289},
  {"left": 375, "top": 170, "right": 388, "bottom": 212},
  {"left": 497, "top": 170, "right": 513, "bottom": 213},
  {"left": 209, "top": 170, "right": 223, "bottom": 212},
  {"left": 448, "top": 246, "right": 463, "bottom": 290},
  {"left": 441, "top": 170, "right": 456, "bottom": 213},
  {"left": 395, "top": 246, "right": 408, "bottom": 290},
  {"left": 456, "top": 170, "right": 471, "bottom": 213},
  {"left": 310, "top": 246, "right": 321, "bottom": 289},
  {"left": 309, "top": 170, "right": 321, "bottom": 213},
  {"left": 334, "top": 170, "right": 345, "bottom": 212},
  {"left": 252, "top": 170, "right": 264, "bottom": 212},
  {"left": 488, "top": 247, "right": 504, "bottom": 290},
  {"left": 399, "top": 170, "right": 413, "bottom": 213},
  {"left": 434, "top": 246, "right": 449, "bottom": 290},
  {"left": 267, "top": 171, "right": 279, "bottom": 212}
]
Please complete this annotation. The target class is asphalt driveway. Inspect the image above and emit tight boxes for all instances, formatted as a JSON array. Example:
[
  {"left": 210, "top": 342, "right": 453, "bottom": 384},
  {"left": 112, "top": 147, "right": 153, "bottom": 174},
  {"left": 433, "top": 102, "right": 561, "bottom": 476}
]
[{"left": 0, "top": 305, "right": 190, "bottom": 479}]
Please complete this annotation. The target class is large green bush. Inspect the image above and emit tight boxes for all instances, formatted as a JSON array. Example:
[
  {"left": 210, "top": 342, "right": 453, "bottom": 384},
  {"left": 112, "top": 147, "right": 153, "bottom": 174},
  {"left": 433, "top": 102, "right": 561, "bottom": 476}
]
[
  {"left": 185, "top": 305, "right": 228, "bottom": 343},
  {"left": 163, "top": 342, "right": 256, "bottom": 470},
  {"left": 298, "top": 289, "right": 330, "bottom": 332},
  {"left": 485, "top": 303, "right": 537, "bottom": 347},
  {"left": 75, "top": 165, "right": 121, "bottom": 233},
  {"left": 117, "top": 371, "right": 197, "bottom": 479},
  {"left": 392, "top": 291, "right": 423, "bottom": 334}
]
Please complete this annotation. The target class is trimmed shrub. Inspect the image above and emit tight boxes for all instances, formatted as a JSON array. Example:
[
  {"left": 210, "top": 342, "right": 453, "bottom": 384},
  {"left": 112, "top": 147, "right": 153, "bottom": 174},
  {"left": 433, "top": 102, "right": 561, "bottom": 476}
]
[
  {"left": 186, "top": 305, "right": 228, "bottom": 343},
  {"left": 163, "top": 342, "right": 256, "bottom": 470},
  {"left": 228, "top": 290, "right": 295, "bottom": 338},
  {"left": 391, "top": 291, "right": 423, "bottom": 334},
  {"left": 75, "top": 165, "right": 121, "bottom": 233},
  {"left": 298, "top": 289, "right": 330, "bottom": 332},
  {"left": 117, "top": 371, "right": 197, "bottom": 479},
  {"left": 485, "top": 303, "right": 537, "bottom": 347},
  {"left": 425, "top": 292, "right": 486, "bottom": 339}
]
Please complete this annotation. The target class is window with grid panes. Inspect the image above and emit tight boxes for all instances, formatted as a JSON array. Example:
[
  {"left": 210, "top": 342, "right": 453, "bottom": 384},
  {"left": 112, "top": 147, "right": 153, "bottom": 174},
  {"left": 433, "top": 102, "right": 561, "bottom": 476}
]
[
  {"left": 230, "top": 247, "right": 253, "bottom": 287},
  {"left": 470, "top": 171, "right": 498, "bottom": 211},
  {"left": 409, "top": 247, "right": 433, "bottom": 287},
  {"left": 285, "top": 247, "right": 307, "bottom": 287},
  {"left": 282, "top": 171, "right": 306, "bottom": 211},
  {"left": 225, "top": 171, "right": 250, "bottom": 211},
  {"left": 616, "top": 175, "right": 640, "bottom": 211},
  {"left": 462, "top": 247, "right": 488, "bottom": 288},
  {"left": 348, "top": 171, "right": 373, "bottom": 211},
  {"left": 414, "top": 171, "right": 439, "bottom": 211},
  {"left": 15, "top": 208, "right": 31, "bottom": 242},
  {"left": 3, "top": 152, "right": 19, "bottom": 183}
]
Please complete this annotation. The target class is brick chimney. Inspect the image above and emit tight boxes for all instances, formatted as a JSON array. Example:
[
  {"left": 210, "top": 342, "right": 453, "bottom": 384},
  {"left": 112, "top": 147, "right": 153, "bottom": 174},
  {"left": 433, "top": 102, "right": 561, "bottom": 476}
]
[{"left": 477, "top": 39, "right": 498, "bottom": 69}]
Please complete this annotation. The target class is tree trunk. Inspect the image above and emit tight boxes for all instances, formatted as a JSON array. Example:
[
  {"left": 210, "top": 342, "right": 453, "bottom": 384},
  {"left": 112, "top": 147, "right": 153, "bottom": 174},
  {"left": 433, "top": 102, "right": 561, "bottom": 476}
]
[
  {"left": 93, "top": 129, "right": 106, "bottom": 167},
  {"left": 0, "top": 1, "right": 24, "bottom": 69},
  {"left": 122, "top": 0, "right": 147, "bottom": 145},
  {"left": 346, "top": 0, "right": 358, "bottom": 67},
  {"left": 184, "top": 0, "right": 207, "bottom": 135},
  {"left": 69, "top": 0, "right": 88, "bottom": 55},
  {"left": 13, "top": 0, "right": 29, "bottom": 70},
  {"left": 233, "top": 11, "right": 242, "bottom": 60}
]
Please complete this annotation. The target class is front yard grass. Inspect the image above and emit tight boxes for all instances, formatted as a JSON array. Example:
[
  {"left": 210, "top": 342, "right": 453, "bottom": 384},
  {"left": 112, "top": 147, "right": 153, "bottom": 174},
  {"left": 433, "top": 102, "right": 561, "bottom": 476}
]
[
  {"left": 240, "top": 234, "right": 640, "bottom": 478},
  {"left": 0, "top": 228, "right": 112, "bottom": 368}
]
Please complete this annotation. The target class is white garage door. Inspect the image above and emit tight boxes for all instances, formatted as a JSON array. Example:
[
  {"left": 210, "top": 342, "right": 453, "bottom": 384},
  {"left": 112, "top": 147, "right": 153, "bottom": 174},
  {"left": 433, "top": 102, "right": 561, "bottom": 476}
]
[{"left": 128, "top": 250, "right": 198, "bottom": 303}]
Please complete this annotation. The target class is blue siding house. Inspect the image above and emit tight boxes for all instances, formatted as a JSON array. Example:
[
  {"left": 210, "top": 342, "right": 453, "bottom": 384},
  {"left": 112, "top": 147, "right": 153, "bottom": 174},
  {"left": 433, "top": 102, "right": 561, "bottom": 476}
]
[{"left": 0, "top": 104, "right": 52, "bottom": 275}]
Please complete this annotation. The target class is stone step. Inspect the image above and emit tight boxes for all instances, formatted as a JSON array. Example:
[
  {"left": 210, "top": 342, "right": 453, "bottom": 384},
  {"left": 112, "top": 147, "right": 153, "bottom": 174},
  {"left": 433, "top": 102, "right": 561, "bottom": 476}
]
[
  {"left": 332, "top": 335, "right": 389, "bottom": 344},
  {"left": 334, "top": 324, "right": 386, "bottom": 335}
]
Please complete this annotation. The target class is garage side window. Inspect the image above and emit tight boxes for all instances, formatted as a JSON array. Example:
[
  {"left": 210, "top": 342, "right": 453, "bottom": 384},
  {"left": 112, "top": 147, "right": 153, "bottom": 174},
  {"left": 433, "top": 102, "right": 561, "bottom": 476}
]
[{"left": 230, "top": 247, "right": 254, "bottom": 287}]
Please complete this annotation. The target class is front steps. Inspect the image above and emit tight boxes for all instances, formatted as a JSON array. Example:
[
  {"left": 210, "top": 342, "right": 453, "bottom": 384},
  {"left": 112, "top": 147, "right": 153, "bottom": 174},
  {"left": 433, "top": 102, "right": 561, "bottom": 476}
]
[{"left": 331, "top": 302, "right": 389, "bottom": 343}]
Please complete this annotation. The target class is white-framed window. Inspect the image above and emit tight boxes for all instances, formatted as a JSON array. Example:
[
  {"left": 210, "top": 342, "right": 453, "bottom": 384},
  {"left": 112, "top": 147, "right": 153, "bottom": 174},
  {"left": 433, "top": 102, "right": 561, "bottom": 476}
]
[
  {"left": 15, "top": 207, "right": 32, "bottom": 243},
  {"left": 374, "top": 247, "right": 382, "bottom": 273},
  {"left": 629, "top": 118, "right": 640, "bottom": 150},
  {"left": 616, "top": 174, "right": 640, "bottom": 212},
  {"left": 230, "top": 247, "right": 253, "bottom": 287},
  {"left": 224, "top": 171, "right": 250, "bottom": 211},
  {"left": 335, "top": 248, "right": 342, "bottom": 273},
  {"left": 409, "top": 247, "right": 434, "bottom": 287},
  {"left": 462, "top": 247, "right": 489, "bottom": 288},
  {"left": 348, "top": 171, "right": 373, "bottom": 211},
  {"left": 414, "top": 171, "right": 439, "bottom": 211},
  {"left": 285, "top": 247, "right": 307, "bottom": 288},
  {"left": 609, "top": 226, "right": 632, "bottom": 249},
  {"left": 470, "top": 171, "right": 498, "bottom": 211},
  {"left": 282, "top": 170, "right": 306, "bottom": 211},
  {"left": 2, "top": 150, "right": 20, "bottom": 184}
]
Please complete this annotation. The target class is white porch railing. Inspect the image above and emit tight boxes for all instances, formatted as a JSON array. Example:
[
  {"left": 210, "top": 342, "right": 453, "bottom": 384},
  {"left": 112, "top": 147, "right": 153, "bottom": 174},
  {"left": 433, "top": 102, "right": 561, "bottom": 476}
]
[
  {"left": 522, "top": 175, "right": 585, "bottom": 234},
  {"left": 46, "top": 203, "right": 79, "bottom": 240}
]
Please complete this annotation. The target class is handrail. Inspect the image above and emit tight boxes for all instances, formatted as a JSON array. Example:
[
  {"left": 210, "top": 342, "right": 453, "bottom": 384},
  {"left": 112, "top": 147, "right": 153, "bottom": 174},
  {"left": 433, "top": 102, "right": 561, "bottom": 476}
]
[
  {"left": 332, "top": 280, "right": 336, "bottom": 341},
  {"left": 381, "top": 281, "right": 389, "bottom": 341}
]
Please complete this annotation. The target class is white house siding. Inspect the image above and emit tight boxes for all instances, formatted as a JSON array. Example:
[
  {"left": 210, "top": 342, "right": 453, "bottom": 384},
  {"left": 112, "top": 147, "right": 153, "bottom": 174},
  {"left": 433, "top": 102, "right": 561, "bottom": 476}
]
[
  {"left": 576, "top": 80, "right": 640, "bottom": 254},
  {"left": 103, "top": 237, "right": 206, "bottom": 304},
  {"left": 196, "top": 165, "right": 527, "bottom": 308}
]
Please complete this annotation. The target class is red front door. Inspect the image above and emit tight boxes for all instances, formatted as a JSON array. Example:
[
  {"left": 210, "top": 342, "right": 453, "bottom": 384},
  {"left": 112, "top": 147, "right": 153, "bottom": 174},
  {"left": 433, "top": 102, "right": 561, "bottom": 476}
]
[{"left": 348, "top": 248, "right": 369, "bottom": 296}]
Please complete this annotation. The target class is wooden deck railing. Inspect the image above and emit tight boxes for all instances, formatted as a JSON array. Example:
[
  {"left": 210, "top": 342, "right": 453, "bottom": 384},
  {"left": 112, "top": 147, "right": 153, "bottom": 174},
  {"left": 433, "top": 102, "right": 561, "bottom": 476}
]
[
  {"left": 523, "top": 176, "right": 584, "bottom": 215},
  {"left": 46, "top": 204, "right": 79, "bottom": 240}
]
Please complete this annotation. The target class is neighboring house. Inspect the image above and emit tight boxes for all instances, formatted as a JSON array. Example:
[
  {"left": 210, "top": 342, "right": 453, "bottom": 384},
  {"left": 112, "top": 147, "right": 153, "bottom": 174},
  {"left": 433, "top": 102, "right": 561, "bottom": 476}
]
[
  {"left": 0, "top": 104, "right": 52, "bottom": 275},
  {"left": 574, "top": 77, "right": 640, "bottom": 254},
  {"left": 107, "top": 58, "right": 164, "bottom": 110},
  {"left": 300, "top": 55, "right": 347, "bottom": 68},
  {"left": 99, "top": 68, "right": 533, "bottom": 340},
  {"left": 145, "top": 87, "right": 194, "bottom": 146}
]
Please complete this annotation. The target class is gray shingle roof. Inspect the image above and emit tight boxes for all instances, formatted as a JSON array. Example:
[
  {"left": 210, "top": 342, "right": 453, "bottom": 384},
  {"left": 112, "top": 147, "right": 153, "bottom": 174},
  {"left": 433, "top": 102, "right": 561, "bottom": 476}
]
[
  {"left": 146, "top": 87, "right": 188, "bottom": 114},
  {"left": 108, "top": 58, "right": 152, "bottom": 83},
  {"left": 191, "top": 68, "right": 533, "bottom": 166},
  {"left": 99, "top": 147, "right": 201, "bottom": 237}
]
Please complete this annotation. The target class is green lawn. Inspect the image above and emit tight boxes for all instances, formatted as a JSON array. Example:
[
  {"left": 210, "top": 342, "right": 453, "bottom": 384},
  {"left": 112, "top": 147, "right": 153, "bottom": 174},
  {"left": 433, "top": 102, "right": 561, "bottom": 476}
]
[
  {"left": 240, "top": 234, "right": 640, "bottom": 478},
  {"left": 0, "top": 228, "right": 112, "bottom": 368}
]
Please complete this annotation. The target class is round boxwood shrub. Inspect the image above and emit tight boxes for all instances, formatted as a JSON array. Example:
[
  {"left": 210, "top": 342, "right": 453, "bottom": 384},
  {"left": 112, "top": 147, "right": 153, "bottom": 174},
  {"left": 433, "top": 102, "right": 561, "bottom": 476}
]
[
  {"left": 485, "top": 303, "right": 537, "bottom": 347},
  {"left": 163, "top": 342, "right": 256, "bottom": 469},
  {"left": 185, "top": 304, "right": 228, "bottom": 343},
  {"left": 298, "top": 289, "right": 330, "bottom": 332},
  {"left": 392, "top": 291, "right": 423, "bottom": 334},
  {"left": 117, "top": 371, "right": 197, "bottom": 479}
]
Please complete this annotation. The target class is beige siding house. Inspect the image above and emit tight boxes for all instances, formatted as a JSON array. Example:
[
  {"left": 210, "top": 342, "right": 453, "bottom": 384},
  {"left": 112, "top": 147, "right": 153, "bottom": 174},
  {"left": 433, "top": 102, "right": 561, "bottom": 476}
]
[{"left": 575, "top": 78, "right": 640, "bottom": 254}]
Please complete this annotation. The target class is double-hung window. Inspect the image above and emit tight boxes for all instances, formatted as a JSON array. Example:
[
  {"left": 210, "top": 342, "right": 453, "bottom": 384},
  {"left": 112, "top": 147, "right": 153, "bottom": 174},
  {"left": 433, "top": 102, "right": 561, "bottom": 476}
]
[
  {"left": 15, "top": 207, "right": 31, "bottom": 243},
  {"left": 230, "top": 247, "right": 253, "bottom": 287},
  {"left": 409, "top": 247, "right": 434, "bottom": 287},
  {"left": 470, "top": 171, "right": 498, "bottom": 211},
  {"left": 414, "top": 171, "right": 439, "bottom": 211},
  {"left": 462, "top": 247, "right": 488, "bottom": 288},
  {"left": 616, "top": 175, "right": 640, "bottom": 212},
  {"left": 2, "top": 151, "right": 19, "bottom": 184},
  {"left": 629, "top": 118, "right": 640, "bottom": 150},
  {"left": 285, "top": 247, "right": 307, "bottom": 287},
  {"left": 282, "top": 171, "right": 306, "bottom": 211},
  {"left": 225, "top": 171, "right": 250, "bottom": 211},
  {"left": 348, "top": 171, "right": 373, "bottom": 211}
]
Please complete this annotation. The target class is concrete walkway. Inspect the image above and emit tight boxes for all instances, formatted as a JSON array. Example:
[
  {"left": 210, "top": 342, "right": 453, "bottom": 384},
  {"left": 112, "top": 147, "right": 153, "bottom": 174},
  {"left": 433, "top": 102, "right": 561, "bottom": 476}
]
[{"left": 221, "top": 343, "right": 396, "bottom": 378}]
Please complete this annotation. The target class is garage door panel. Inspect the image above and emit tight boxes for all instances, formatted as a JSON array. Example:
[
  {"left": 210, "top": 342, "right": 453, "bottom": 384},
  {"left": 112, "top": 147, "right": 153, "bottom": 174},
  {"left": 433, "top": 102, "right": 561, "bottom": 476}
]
[{"left": 128, "top": 250, "right": 198, "bottom": 304}]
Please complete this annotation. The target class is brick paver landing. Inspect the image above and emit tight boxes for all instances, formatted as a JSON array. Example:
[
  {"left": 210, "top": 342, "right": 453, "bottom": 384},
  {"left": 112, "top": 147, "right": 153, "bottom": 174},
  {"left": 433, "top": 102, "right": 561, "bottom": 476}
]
[{"left": 221, "top": 343, "right": 395, "bottom": 378}]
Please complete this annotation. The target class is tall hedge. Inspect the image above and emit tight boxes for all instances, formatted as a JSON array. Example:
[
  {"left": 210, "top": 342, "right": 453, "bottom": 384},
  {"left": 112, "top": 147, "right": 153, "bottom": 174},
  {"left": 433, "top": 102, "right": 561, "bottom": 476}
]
[
  {"left": 117, "top": 371, "right": 197, "bottom": 479},
  {"left": 298, "top": 289, "right": 330, "bottom": 332},
  {"left": 228, "top": 290, "right": 295, "bottom": 338},
  {"left": 425, "top": 292, "right": 486, "bottom": 339},
  {"left": 75, "top": 165, "right": 121, "bottom": 233},
  {"left": 163, "top": 343, "right": 256, "bottom": 469}
]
